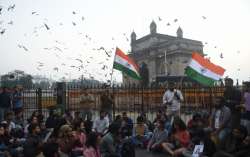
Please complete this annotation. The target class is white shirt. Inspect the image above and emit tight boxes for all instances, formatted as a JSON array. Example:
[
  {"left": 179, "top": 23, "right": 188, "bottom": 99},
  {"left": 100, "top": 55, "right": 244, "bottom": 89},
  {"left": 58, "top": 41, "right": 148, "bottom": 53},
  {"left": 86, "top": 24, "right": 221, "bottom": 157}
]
[
  {"left": 93, "top": 117, "right": 109, "bottom": 134},
  {"left": 214, "top": 110, "right": 221, "bottom": 129},
  {"left": 162, "top": 89, "right": 184, "bottom": 111}
]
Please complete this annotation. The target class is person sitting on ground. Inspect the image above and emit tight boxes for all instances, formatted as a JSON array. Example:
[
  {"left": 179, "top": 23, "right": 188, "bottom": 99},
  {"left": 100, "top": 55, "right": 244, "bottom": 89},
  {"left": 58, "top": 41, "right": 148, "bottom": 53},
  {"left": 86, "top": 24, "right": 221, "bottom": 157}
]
[
  {"left": 84, "top": 132, "right": 102, "bottom": 157},
  {"left": 93, "top": 110, "right": 109, "bottom": 135},
  {"left": 114, "top": 115, "right": 122, "bottom": 126},
  {"left": 72, "top": 120, "right": 86, "bottom": 155},
  {"left": 162, "top": 117, "right": 190, "bottom": 157},
  {"left": 45, "top": 110, "right": 57, "bottom": 129},
  {"left": 63, "top": 110, "right": 73, "bottom": 125},
  {"left": 187, "top": 113, "right": 204, "bottom": 138},
  {"left": 24, "top": 115, "right": 39, "bottom": 135},
  {"left": 2, "top": 111, "right": 15, "bottom": 132},
  {"left": 42, "top": 141, "right": 60, "bottom": 157},
  {"left": 213, "top": 125, "right": 250, "bottom": 157},
  {"left": 161, "top": 114, "right": 172, "bottom": 135},
  {"left": 100, "top": 122, "right": 121, "bottom": 157},
  {"left": 153, "top": 110, "right": 163, "bottom": 125},
  {"left": 57, "top": 125, "right": 75, "bottom": 157},
  {"left": 73, "top": 111, "right": 82, "bottom": 125},
  {"left": 120, "top": 112, "right": 133, "bottom": 138},
  {"left": 31, "top": 110, "right": 44, "bottom": 124},
  {"left": 23, "top": 123, "right": 43, "bottom": 157},
  {"left": 210, "top": 96, "right": 231, "bottom": 148},
  {"left": 0, "top": 123, "right": 10, "bottom": 153},
  {"left": 139, "top": 112, "right": 154, "bottom": 132},
  {"left": 84, "top": 116, "right": 93, "bottom": 135},
  {"left": 132, "top": 116, "right": 149, "bottom": 147},
  {"left": 147, "top": 120, "right": 168, "bottom": 152}
]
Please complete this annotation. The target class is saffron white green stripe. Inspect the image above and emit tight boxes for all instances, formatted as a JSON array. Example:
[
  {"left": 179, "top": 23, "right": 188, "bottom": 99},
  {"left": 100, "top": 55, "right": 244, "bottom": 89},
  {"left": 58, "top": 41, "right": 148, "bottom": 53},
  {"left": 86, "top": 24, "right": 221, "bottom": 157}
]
[
  {"left": 114, "top": 55, "right": 140, "bottom": 77},
  {"left": 185, "top": 66, "right": 215, "bottom": 86},
  {"left": 188, "top": 59, "right": 221, "bottom": 80}
]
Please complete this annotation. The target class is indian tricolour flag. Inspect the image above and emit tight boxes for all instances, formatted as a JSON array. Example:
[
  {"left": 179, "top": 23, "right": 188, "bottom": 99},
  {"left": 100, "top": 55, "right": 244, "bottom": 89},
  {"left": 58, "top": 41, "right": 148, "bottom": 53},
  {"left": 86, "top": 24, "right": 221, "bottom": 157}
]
[
  {"left": 113, "top": 48, "right": 141, "bottom": 80},
  {"left": 185, "top": 52, "right": 225, "bottom": 86}
]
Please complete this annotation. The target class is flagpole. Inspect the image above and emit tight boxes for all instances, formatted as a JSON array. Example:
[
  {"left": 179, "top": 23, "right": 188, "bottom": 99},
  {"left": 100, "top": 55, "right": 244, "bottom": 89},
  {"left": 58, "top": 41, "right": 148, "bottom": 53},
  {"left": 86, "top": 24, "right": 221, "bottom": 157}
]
[{"left": 110, "top": 47, "right": 117, "bottom": 87}]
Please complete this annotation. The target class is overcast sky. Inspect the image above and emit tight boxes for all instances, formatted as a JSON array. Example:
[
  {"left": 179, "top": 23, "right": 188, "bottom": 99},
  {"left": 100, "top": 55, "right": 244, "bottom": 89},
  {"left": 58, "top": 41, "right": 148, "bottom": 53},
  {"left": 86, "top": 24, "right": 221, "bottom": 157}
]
[{"left": 0, "top": 0, "right": 250, "bottom": 83}]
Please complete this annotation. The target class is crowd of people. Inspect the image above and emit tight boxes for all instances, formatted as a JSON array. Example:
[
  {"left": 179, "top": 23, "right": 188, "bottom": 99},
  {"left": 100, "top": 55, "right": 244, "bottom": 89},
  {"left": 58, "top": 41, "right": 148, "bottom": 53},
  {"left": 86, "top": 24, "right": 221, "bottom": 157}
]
[{"left": 0, "top": 78, "right": 249, "bottom": 157}]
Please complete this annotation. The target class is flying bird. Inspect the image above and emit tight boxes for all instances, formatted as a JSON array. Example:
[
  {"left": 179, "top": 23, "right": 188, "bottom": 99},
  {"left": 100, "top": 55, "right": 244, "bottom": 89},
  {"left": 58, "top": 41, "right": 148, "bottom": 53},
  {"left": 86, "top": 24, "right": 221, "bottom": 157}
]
[
  {"left": 44, "top": 23, "right": 50, "bottom": 30},
  {"left": 81, "top": 16, "right": 85, "bottom": 21},
  {"left": 7, "top": 4, "right": 15, "bottom": 11},
  {"left": 22, "top": 46, "right": 29, "bottom": 51},
  {"left": 72, "top": 11, "right": 76, "bottom": 14},
  {"left": 97, "top": 46, "right": 105, "bottom": 51},
  {"left": 202, "top": 16, "right": 207, "bottom": 19},
  {"left": 158, "top": 16, "right": 162, "bottom": 21},
  {"left": 53, "top": 67, "right": 59, "bottom": 72},
  {"left": 7, "top": 21, "right": 13, "bottom": 25},
  {"left": 18, "top": 44, "right": 28, "bottom": 51},
  {"left": 174, "top": 19, "right": 178, "bottom": 22},
  {"left": 54, "top": 47, "right": 63, "bottom": 52},
  {"left": 214, "top": 46, "right": 217, "bottom": 48},
  {"left": 220, "top": 53, "right": 224, "bottom": 59},
  {"left": 72, "top": 22, "right": 76, "bottom": 26},
  {"left": 105, "top": 51, "right": 111, "bottom": 57},
  {"left": 0, "top": 29, "right": 6, "bottom": 35},
  {"left": 75, "top": 59, "right": 83, "bottom": 63}
]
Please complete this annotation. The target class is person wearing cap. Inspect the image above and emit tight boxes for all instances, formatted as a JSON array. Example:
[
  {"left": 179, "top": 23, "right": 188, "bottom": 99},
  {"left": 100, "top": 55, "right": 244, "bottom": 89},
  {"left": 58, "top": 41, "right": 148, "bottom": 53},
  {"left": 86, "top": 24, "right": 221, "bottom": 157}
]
[
  {"left": 223, "top": 78, "right": 242, "bottom": 129},
  {"left": 162, "top": 82, "right": 184, "bottom": 118}
]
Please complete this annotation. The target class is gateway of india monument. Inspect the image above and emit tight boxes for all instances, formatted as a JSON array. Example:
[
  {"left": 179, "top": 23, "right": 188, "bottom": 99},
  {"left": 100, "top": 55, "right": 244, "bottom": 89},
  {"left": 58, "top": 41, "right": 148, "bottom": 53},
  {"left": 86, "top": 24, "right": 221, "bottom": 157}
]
[{"left": 123, "top": 21, "right": 204, "bottom": 86}]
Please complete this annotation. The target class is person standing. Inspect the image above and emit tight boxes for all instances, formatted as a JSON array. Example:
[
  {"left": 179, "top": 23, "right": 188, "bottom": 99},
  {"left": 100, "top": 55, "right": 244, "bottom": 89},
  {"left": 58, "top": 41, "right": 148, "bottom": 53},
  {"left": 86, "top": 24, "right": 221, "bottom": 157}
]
[
  {"left": 80, "top": 89, "right": 94, "bottom": 121},
  {"left": 100, "top": 90, "right": 114, "bottom": 122},
  {"left": 12, "top": 86, "right": 23, "bottom": 115},
  {"left": 223, "top": 78, "right": 242, "bottom": 129},
  {"left": 162, "top": 82, "right": 184, "bottom": 118},
  {"left": 0, "top": 87, "right": 12, "bottom": 122}
]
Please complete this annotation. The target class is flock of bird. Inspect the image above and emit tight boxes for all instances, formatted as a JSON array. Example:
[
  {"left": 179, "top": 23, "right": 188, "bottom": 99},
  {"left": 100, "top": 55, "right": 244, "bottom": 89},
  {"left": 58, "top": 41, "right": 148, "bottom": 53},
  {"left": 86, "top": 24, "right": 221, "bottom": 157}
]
[{"left": 0, "top": 3, "right": 243, "bottom": 80}]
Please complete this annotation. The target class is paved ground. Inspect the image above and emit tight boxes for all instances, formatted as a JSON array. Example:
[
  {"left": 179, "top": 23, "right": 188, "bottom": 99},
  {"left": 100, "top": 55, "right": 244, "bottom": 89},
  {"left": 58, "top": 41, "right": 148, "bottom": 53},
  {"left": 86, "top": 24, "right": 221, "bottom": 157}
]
[{"left": 136, "top": 148, "right": 167, "bottom": 157}]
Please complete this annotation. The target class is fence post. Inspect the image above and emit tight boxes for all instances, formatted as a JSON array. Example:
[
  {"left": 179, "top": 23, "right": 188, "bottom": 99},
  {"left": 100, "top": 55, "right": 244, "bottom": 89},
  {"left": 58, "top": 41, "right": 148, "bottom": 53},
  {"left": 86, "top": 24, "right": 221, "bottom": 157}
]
[
  {"left": 56, "top": 82, "right": 66, "bottom": 113},
  {"left": 141, "top": 86, "right": 144, "bottom": 113},
  {"left": 37, "top": 88, "right": 42, "bottom": 112}
]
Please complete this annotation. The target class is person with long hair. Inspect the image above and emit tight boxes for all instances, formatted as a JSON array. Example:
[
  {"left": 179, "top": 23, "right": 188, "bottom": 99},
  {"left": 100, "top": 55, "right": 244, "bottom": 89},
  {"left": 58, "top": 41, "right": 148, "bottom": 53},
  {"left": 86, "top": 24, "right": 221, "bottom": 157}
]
[
  {"left": 72, "top": 120, "right": 86, "bottom": 155},
  {"left": 57, "top": 125, "right": 75, "bottom": 157},
  {"left": 84, "top": 132, "right": 102, "bottom": 157},
  {"left": 162, "top": 117, "right": 190, "bottom": 156}
]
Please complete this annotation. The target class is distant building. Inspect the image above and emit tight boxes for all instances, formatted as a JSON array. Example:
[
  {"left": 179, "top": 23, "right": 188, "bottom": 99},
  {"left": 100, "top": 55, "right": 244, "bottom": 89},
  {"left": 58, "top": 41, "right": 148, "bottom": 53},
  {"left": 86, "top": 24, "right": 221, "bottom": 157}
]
[{"left": 123, "top": 21, "right": 204, "bottom": 85}]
